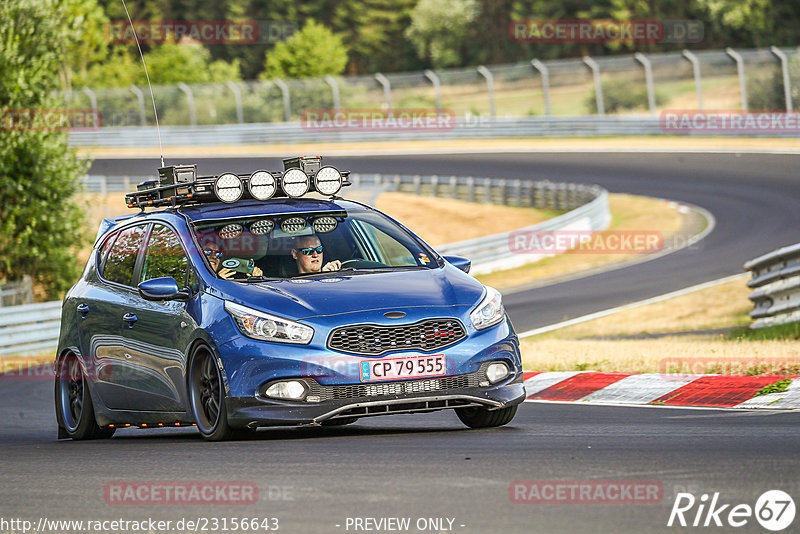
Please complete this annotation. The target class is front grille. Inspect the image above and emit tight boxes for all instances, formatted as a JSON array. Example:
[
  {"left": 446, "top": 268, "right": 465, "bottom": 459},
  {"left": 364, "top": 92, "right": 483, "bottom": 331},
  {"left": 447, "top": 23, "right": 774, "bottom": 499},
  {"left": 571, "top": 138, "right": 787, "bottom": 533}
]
[
  {"left": 304, "top": 363, "right": 491, "bottom": 402},
  {"left": 327, "top": 319, "right": 466, "bottom": 356}
]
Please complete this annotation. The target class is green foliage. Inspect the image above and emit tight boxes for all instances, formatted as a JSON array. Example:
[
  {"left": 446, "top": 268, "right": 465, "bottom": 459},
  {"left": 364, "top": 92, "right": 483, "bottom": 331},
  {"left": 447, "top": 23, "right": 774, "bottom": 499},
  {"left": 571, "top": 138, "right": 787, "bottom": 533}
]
[
  {"left": 138, "top": 43, "right": 241, "bottom": 85},
  {"left": 746, "top": 57, "right": 800, "bottom": 111},
  {"left": 261, "top": 19, "right": 348, "bottom": 80},
  {"left": 754, "top": 378, "right": 792, "bottom": 397},
  {"left": 585, "top": 77, "right": 664, "bottom": 114},
  {"left": 0, "top": 0, "right": 91, "bottom": 298},
  {"left": 728, "top": 322, "right": 800, "bottom": 341},
  {"left": 405, "top": 0, "right": 479, "bottom": 68}
]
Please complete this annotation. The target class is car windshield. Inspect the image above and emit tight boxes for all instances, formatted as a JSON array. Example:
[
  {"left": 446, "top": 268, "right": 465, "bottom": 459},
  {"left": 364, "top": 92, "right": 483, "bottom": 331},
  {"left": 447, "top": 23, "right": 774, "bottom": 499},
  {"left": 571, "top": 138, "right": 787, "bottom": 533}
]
[{"left": 190, "top": 209, "right": 438, "bottom": 280}]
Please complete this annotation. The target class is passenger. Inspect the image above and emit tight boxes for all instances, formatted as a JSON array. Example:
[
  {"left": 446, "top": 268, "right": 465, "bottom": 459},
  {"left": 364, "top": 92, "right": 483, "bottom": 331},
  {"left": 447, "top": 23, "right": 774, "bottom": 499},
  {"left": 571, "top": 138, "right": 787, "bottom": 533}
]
[
  {"left": 291, "top": 235, "right": 341, "bottom": 274},
  {"left": 203, "top": 242, "right": 263, "bottom": 280}
]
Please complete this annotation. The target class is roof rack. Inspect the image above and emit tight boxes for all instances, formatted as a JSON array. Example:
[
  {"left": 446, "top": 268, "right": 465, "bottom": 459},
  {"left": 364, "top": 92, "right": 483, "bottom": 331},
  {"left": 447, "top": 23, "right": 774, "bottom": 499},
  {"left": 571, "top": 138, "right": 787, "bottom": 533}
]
[{"left": 124, "top": 156, "right": 351, "bottom": 210}]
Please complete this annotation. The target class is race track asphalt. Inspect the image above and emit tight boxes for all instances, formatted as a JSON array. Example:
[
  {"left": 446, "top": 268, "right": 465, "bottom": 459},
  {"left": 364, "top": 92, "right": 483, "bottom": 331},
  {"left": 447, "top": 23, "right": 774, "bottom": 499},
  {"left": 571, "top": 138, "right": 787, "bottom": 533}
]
[{"left": 1, "top": 372, "right": 799, "bottom": 534}]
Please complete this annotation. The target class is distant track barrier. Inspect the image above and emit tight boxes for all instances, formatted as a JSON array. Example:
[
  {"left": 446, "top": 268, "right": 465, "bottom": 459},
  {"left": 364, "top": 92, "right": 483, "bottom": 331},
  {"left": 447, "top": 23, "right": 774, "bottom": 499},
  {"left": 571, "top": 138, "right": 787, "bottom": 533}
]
[{"left": 745, "top": 243, "right": 800, "bottom": 328}]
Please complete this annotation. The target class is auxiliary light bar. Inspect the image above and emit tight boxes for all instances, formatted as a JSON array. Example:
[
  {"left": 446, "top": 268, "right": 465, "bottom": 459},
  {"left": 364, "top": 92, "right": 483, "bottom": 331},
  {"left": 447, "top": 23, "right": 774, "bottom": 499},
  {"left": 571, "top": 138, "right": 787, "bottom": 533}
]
[{"left": 124, "top": 156, "right": 350, "bottom": 209}]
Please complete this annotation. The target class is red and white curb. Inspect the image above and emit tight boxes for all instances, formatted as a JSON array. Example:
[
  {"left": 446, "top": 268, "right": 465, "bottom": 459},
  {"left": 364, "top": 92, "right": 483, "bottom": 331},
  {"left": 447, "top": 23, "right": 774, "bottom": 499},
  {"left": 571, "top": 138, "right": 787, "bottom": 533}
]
[{"left": 522, "top": 371, "right": 800, "bottom": 409}]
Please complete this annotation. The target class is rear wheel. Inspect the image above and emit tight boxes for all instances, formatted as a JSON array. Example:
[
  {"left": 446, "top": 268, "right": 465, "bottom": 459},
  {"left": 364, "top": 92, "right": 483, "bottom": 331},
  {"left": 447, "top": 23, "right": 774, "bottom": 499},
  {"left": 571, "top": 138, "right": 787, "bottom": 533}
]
[
  {"left": 56, "top": 353, "right": 115, "bottom": 440},
  {"left": 456, "top": 405, "right": 518, "bottom": 428},
  {"left": 189, "top": 345, "right": 236, "bottom": 441}
]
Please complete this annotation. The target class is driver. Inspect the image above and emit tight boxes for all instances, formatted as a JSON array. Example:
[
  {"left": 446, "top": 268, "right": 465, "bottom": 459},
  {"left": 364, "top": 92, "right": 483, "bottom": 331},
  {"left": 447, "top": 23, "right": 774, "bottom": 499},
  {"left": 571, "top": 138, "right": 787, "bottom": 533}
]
[{"left": 291, "top": 235, "right": 341, "bottom": 274}]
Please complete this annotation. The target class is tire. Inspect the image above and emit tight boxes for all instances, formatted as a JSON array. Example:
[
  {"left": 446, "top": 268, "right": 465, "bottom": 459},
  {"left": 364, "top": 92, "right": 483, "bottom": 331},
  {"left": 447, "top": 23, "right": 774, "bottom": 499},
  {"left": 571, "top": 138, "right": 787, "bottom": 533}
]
[
  {"left": 188, "top": 345, "right": 237, "bottom": 441},
  {"left": 320, "top": 417, "right": 358, "bottom": 427},
  {"left": 55, "top": 353, "right": 115, "bottom": 440},
  {"left": 455, "top": 404, "right": 518, "bottom": 429}
]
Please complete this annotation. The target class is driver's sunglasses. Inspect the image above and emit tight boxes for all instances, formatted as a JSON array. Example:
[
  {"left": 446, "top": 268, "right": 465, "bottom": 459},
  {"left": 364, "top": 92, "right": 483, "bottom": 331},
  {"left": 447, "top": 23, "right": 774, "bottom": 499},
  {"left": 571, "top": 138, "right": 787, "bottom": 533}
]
[
  {"left": 203, "top": 248, "right": 224, "bottom": 259},
  {"left": 298, "top": 245, "right": 324, "bottom": 256}
]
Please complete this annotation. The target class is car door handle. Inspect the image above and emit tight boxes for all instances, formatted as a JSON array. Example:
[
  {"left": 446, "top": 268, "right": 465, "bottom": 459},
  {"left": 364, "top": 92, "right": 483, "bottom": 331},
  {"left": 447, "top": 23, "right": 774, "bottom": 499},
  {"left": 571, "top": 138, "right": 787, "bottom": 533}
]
[
  {"left": 76, "top": 304, "right": 90, "bottom": 317},
  {"left": 122, "top": 313, "right": 138, "bottom": 327}
]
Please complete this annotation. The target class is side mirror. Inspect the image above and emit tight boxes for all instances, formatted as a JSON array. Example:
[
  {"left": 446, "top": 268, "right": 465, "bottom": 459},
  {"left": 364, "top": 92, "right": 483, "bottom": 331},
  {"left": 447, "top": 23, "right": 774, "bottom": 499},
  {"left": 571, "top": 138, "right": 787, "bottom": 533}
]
[
  {"left": 138, "top": 277, "right": 190, "bottom": 301},
  {"left": 443, "top": 255, "right": 471, "bottom": 274}
]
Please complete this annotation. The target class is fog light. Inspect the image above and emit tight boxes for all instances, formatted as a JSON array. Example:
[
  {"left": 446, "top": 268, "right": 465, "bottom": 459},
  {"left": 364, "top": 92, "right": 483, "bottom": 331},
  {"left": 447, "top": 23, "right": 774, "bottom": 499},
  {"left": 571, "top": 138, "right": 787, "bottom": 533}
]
[
  {"left": 486, "top": 362, "right": 510, "bottom": 384},
  {"left": 264, "top": 380, "right": 308, "bottom": 400}
]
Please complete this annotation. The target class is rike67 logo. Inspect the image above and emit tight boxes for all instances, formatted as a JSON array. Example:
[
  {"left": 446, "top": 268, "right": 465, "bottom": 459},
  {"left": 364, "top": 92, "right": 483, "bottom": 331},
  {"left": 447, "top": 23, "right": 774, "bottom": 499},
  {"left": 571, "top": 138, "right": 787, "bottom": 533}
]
[{"left": 668, "top": 490, "right": 795, "bottom": 531}]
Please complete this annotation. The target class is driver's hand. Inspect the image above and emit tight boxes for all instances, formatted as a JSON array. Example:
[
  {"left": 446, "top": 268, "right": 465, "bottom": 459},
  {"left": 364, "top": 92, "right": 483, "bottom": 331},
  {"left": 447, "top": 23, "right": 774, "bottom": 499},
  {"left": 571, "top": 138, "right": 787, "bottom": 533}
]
[
  {"left": 218, "top": 267, "right": 235, "bottom": 280},
  {"left": 322, "top": 260, "right": 341, "bottom": 272},
  {"left": 252, "top": 266, "right": 263, "bottom": 276}
]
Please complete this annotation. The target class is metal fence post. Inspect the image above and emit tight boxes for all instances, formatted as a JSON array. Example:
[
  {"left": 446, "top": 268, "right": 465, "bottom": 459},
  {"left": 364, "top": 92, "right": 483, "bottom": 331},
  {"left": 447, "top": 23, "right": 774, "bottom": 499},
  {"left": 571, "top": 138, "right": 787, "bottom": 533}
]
[
  {"left": 324, "top": 75, "right": 341, "bottom": 111},
  {"left": 484, "top": 178, "right": 492, "bottom": 203},
  {"left": 450, "top": 176, "right": 458, "bottom": 199},
  {"left": 513, "top": 179, "right": 522, "bottom": 206},
  {"left": 682, "top": 50, "right": 704, "bottom": 110},
  {"left": 130, "top": 86, "right": 147, "bottom": 126},
  {"left": 583, "top": 56, "right": 604, "bottom": 115},
  {"left": 424, "top": 70, "right": 442, "bottom": 113},
  {"left": 374, "top": 73, "right": 392, "bottom": 109},
  {"left": 477, "top": 66, "right": 496, "bottom": 118},
  {"left": 770, "top": 46, "right": 793, "bottom": 112},
  {"left": 225, "top": 81, "right": 244, "bottom": 124},
  {"left": 634, "top": 52, "right": 657, "bottom": 115},
  {"left": 82, "top": 87, "right": 97, "bottom": 113},
  {"left": 431, "top": 175, "right": 439, "bottom": 197},
  {"left": 274, "top": 79, "right": 292, "bottom": 122},
  {"left": 530, "top": 59, "right": 551, "bottom": 116},
  {"left": 394, "top": 174, "right": 401, "bottom": 191},
  {"left": 176, "top": 82, "right": 197, "bottom": 126},
  {"left": 414, "top": 175, "right": 421, "bottom": 195},
  {"left": 467, "top": 177, "right": 475, "bottom": 202},
  {"left": 726, "top": 48, "right": 748, "bottom": 112}
]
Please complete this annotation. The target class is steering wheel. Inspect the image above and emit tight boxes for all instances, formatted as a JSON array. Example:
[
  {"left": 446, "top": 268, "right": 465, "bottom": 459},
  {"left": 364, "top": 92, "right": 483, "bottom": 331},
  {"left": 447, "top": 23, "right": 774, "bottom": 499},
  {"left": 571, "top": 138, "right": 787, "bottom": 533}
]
[{"left": 339, "top": 259, "right": 389, "bottom": 269}]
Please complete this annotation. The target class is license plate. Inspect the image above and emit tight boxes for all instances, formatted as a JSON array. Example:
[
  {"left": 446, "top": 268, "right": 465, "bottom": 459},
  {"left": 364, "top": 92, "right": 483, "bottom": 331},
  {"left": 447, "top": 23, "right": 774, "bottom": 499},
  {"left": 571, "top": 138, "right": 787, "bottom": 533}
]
[{"left": 360, "top": 354, "right": 446, "bottom": 382}]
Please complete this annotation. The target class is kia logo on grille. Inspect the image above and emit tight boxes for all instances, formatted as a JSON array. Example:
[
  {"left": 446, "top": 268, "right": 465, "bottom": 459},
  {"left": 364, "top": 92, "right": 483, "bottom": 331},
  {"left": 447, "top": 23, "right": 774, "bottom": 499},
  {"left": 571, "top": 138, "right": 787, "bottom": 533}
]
[{"left": 384, "top": 311, "right": 406, "bottom": 319}]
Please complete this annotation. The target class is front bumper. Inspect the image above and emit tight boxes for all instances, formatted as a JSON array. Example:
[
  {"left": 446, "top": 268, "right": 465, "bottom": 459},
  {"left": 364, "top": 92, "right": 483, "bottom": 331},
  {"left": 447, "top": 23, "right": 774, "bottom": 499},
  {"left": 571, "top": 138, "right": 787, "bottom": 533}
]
[{"left": 225, "top": 371, "right": 525, "bottom": 427}]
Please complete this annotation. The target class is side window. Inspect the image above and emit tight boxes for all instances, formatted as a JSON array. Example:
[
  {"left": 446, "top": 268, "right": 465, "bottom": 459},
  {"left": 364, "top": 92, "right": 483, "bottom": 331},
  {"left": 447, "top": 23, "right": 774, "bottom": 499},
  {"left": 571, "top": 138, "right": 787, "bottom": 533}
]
[
  {"left": 102, "top": 224, "right": 147, "bottom": 286},
  {"left": 140, "top": 224, "right": 189, "bottom": 287},
  {"left": 356, "top": 221, "right": 416, "bottom": 266}
]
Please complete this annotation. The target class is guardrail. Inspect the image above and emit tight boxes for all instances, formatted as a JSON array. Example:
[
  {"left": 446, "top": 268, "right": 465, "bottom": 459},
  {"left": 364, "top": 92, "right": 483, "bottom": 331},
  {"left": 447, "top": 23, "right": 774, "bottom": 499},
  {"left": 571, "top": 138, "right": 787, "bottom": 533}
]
[
  {"left": 0, "top": 301, "right": 62, "bottom": 356},
  {"left": 744, "top": 243, "right": 800, "bottom": 328},
  {"left": 1, "top": 174, "right": 608, "bottom": 356},
  {"left": 0, "top": 275, "right": 33, "bottom": 307},
  {"left": 68, "top": 114, "right": 800, "bottom": 149}
]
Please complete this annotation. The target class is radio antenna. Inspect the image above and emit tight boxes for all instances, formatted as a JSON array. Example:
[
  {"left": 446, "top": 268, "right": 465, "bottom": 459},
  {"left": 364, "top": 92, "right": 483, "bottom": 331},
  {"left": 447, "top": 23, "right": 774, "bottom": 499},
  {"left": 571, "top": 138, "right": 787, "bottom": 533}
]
[{"left": 121, "top": 0, "right": 164, "bottom": 167}]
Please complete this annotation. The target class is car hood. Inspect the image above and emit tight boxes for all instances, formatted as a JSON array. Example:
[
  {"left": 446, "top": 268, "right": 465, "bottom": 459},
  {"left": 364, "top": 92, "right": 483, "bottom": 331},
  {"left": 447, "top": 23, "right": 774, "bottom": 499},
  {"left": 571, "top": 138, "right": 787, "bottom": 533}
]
[{"left": 217, "top": 266, "right": 485, "bottom": 320}]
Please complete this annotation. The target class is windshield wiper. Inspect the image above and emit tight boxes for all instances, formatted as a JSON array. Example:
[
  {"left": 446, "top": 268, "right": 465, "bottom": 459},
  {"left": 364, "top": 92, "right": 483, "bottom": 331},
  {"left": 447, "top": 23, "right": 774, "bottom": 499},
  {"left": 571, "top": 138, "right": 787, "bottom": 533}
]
[{"left": 242, "top": 275, "right": 281, "bottom": 283}]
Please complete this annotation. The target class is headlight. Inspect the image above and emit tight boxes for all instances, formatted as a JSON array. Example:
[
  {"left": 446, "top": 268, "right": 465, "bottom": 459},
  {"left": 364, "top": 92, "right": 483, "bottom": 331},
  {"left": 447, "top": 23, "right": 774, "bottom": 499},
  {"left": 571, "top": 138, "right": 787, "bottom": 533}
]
[
  {"left": 281, "top": 168, "right": 310, "bottom": 198},
  {"left": 225, "top": 301, "right": 314, "bottom": 344},
  {"left": 264, "top": 380, "right": 308, "bottom": 400},
  {"left": 214, "top": 173, "right": 243, "bottom": 203},
  {"left": 470, "top": 286, "right": 505, "bottom": 330},
  {"left": 314, "top": 166, "right": 343, "bottom": 196},
  {"left": 248, "top": 170, "right": 277, "bottom": 200}
]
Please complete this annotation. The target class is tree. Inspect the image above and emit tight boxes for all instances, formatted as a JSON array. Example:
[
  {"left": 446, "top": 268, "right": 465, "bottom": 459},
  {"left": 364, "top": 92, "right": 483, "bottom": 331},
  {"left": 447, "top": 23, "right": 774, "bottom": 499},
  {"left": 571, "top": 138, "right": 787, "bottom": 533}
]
[
  {"left": 0, "top": 0, "right": 91, "bottom": 298},
  {"left": 261, "top": 19, "right": 348, "bottom": 79},
  {"left": 405, "top": 0, "right": 479, "bottom": 68}
]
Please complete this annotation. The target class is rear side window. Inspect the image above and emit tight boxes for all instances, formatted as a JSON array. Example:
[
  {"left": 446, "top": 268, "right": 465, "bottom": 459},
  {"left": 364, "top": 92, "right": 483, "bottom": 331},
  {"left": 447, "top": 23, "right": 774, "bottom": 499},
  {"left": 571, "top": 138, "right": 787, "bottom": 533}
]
[
  {"left": 102, "top": 224, "right": 147, "bottom": 286},
  {"left": 140, "top": 224, "right": 189, "bottom": 287}
]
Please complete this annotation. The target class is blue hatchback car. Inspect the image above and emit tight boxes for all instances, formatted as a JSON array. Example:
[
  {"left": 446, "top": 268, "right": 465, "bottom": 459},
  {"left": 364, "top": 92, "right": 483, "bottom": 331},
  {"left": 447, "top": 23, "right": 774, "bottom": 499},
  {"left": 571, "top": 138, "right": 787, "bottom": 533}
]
[{"left": 55, "top": 157, "right": 524, "bottom": 440}]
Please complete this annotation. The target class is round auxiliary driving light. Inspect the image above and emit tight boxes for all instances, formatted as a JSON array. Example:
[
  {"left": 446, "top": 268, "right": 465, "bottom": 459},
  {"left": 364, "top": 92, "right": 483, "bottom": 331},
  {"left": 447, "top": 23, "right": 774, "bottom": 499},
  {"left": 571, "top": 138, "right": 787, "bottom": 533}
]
[
  {"left": 486, "top": 362, "right": 510, "bottom": 384},
  {"left": 248, "top": 170, "right": 277, "bottom": 201},
  {"left": 312, "top": 216, "right": 338, "bottom": 233},
  {"left": 280, "top": 216, "right": 307, "bottom": 234},
  {"left": 218, "top": 223, "right": 243, "bottom": 240},
  {"left": 264, "top": 380, "right": 308, "bottom": 400},
  {"left": 314, "top": 166, "right": 343, "bottom": 196},
  {"left": 214, "top": 173, "right": 243, "bottom": 203},
  {"left": 281, "top": 168, "right": 310, "bottom": 198},
  {"left": 249, "top": 219, "right": 274, "bottom": 236}
]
